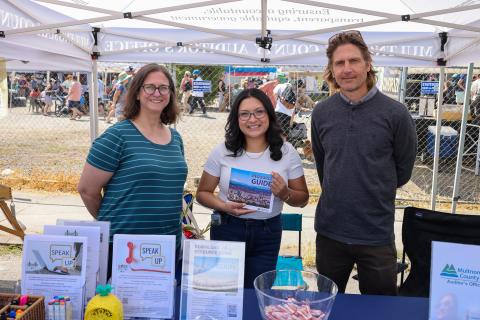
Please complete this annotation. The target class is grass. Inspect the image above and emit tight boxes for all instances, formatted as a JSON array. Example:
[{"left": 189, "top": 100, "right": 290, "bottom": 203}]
[{"left": 0, "top": 244, "right": 23, "bottom": 256}]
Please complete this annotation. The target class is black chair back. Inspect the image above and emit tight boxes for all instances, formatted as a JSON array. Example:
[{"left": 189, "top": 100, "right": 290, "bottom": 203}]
[{"left": 399, "top": 206, "right": 480, "bottom": 297}]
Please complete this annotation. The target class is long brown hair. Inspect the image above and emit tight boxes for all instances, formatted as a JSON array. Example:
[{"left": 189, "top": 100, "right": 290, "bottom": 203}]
[
  {"left": 123, "top": 63, "right": 179, "bottom": 125},
  {"left": 324, "top": 31, "right": 377, "bottom": 94}
]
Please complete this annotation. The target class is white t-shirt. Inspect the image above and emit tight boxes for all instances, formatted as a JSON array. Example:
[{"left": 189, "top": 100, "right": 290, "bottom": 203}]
[
  {"left": 471, "top": 79, "right": 480, "bottom": 100},
  {"left": 203, "top": 142, "right": 304, "bottom": 219},
  {"left": 273, "top": 83, "right": 294, "bottom": 116}
]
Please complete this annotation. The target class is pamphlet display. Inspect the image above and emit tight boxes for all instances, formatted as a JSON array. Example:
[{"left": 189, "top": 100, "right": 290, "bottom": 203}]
[
  {"left": 227, "top": 168, "right": 274, "bottom": 213},
  {"left": 430, "top": 241, "right": 480, "bottom": 320},
  {"left": 21, "top": 234, "right": 88, "bottom": 319},
  {"left": 44, "top": 224, "right": 101, "bottom": 302},
  {"left": 180, "top": 240, "right": 245, "bottom": 320},
  {"left": 57, "top": 219, "right": 110, "bottom": 285},
  {"left": 112, "top": 234, "right": 176, "bottom": 319}
]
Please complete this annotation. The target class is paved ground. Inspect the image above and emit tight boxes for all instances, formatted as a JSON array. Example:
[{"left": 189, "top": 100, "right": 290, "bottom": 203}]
[{"left": 0, "top": 190, "right": 410, "bottom": 294}]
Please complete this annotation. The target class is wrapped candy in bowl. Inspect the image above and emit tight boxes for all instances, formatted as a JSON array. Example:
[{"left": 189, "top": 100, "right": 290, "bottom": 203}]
[{"left": 254, "top": 270, "right": 338, "bottom": 320}]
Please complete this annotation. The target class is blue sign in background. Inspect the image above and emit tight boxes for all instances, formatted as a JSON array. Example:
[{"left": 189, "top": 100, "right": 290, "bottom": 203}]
[
  {"left": 421, "top": 81, "right": 439, "bottom": 95},
  {"left": 193, "top": 80, "right": 211, "bottom": 93}
]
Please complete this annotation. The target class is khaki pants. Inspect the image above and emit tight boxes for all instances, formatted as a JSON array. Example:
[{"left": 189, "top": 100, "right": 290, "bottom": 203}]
[{"left": 182, "top": 91, "right": 192, "bottom": 113}]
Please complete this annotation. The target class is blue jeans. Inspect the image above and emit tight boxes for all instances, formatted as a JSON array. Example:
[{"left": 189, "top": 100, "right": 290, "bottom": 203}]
[{"left": 210, "top": 212, "right": 282, "bottom": 288}]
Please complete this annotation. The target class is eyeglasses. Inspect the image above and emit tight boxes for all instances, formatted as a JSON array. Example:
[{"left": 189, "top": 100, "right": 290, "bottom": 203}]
[
  {"left": 328, "top": 30, "right": 363, "bottom": 44},
  {"left": 142, "top": 84, "right": 171, "bottom": 95},
  {"left": 238, "top": 109, "right": 267, "bottom": 121}
]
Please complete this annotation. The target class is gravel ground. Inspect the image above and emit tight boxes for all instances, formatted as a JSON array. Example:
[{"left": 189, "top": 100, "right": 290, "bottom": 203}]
[
  {"left": 0, "top": 105, "right": 321, "bottom": 192},
  {"left": 0, "top": 105, "right": 439, "bottom": 202}
]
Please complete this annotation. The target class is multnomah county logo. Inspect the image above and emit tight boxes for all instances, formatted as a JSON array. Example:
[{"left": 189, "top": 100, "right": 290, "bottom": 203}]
[
  {"left": 440, "top": 264, "right": 459, "bottom": 278},
  {"left": 440, "top": 263, "right": 480, "bottom": 287}
]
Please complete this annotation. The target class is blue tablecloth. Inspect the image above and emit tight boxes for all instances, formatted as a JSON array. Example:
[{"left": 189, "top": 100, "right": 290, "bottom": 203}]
[{"left": 175, "top": 289, "right": 429, "bottom": 319}]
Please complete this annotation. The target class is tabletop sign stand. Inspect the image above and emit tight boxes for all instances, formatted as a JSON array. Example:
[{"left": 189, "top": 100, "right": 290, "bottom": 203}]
[
  {"left": 430, "top": 241, "right": 480, "bottom": 320},
  {"left": 179, "top": 240, "right": 246, "bottom": 320},
  {"left": 0, "top": 184, "right": 25, "bottom": 240},
  {"left": 111, "top": 234, "right": 176, "bottom": 320}
]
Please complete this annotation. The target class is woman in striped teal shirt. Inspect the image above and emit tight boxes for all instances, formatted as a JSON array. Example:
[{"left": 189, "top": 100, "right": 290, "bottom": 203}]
[{"left": 78, "top": 64, "right": 188, "bottom": 278}]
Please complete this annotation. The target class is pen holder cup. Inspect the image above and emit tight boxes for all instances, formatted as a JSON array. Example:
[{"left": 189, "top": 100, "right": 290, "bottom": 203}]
[
  {"left": 0, "top": 294, "right": 45, "bottom": 320},
  {"left": 254, "top": 270, "right": 338, "bottom": 320}
]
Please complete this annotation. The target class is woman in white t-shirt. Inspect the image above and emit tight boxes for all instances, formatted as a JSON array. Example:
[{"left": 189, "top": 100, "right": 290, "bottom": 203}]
[{"left": 196, "top": 88, "right": 309, "bottom": 288}]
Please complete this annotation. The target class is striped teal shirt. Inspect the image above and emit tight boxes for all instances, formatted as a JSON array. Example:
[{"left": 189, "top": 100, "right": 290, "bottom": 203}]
[{"left": 87, "top": 120, "right": 188, "bottom": 245}]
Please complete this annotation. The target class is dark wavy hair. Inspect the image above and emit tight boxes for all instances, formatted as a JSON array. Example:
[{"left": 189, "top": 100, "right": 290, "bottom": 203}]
[
  {"left": 324, "top": 31, "right": 377, "bottom": 94},
  {"left": 225, "top": 88, "right": 284, "bottom": 161},
  {"left": 123, "top": 63, "right": 179, "bottom": 124}
]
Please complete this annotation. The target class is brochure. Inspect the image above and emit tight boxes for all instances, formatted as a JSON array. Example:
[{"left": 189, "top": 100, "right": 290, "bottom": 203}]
[
  {"left": 22, "top": 234, "right": 87, "bottom": 320},
  {"left": 44, "top": 224, "right": 101, "bottom": 302},
  {"left": 57, "top": 219, "right": 110, "bottom": 285},
  {"left": 227, "top": 167, "right": 274, "bottom": 213},
  {"left": 180, "top": 240, "right": 245, "bottom": 320},
  {"left": 430, "top": 241, "right": 480, "bottom": 320},
  {"left": 112, "top": 234, "right": 176, "bottom": 319}
]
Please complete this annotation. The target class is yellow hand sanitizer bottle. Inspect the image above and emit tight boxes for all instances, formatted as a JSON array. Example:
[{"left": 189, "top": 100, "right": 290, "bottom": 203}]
[{"left": 84, "top": 284, "right": 124, "bottom": 320}]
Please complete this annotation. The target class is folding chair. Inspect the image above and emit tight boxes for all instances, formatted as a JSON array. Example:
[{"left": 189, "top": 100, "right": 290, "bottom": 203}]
[
  {"left": 0, "top": 184, "right": 25, "bottom": 240},
  {"left": 274, "top": 213, "right": 303, "bottom": 286},
  {"left": 399, "top": 206, "right": 480, "bottom": 297}
]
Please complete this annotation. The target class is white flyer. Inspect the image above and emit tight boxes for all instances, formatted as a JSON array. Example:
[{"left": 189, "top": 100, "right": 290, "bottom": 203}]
[
  {"left": 21, "top": 234, "right": 87, "bottom": 320},
  {"left": 430, "top": 241, "right": 480, "bottom": 320},
  {"left": 180, "top": 240, "right": 245, "bottom": 320},
  {"left": 44, "top": 224, "right": 101, "bottom": 302},
  {"left": 112, "top": 234, "right": 176, "bottom": 319},
  {"left": 57, "top": 219, "right": 110, "bottom": 285}
]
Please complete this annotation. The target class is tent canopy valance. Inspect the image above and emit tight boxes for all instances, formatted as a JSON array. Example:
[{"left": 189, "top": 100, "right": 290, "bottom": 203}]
[{"left": 0, "top": 0, "right": 479, "bottom": 70}]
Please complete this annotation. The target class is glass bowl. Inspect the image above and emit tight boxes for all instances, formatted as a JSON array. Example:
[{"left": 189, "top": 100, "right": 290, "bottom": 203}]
[{"left": 254, "top": 270, "right": 338, "bottom": 320}]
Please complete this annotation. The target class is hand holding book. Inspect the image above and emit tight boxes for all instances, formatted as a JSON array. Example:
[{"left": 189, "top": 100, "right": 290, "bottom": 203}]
[
  {"left": 270, "top": 171, "right": 290, "bottom": 202},
  {"left": 222, "top": 201, "right": 256, "bottom": 216}
]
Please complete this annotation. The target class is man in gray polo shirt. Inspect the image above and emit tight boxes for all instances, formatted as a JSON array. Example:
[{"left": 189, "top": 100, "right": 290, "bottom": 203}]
[{"left": 311, "top": 31, "right": 417, "bottom": 295}]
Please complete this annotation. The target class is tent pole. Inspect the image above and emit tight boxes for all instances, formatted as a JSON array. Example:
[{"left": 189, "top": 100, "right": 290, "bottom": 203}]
[
  {"left": 399, "top": 67, "right": 408, "bottom": 104},
  {"left": 409, "top": 3, "right": 480, "bottom": 19},
  {"left": 89, "top": 59, "right": 99, "bottom": 141},
  {"left": 445, "top": 38, "right": 480, "bottom": 62},
  {"left": 430, "top": 67, "right": 445, "bottom": 211},
  {"left": 451, "top": 63, "right": 474, "bottom": 214},
  {"left": 228, "top": 66, "right": 231, "bottom": 111},
  {"left": 476, "top": 126, "right": 480, "bottom": 176}
]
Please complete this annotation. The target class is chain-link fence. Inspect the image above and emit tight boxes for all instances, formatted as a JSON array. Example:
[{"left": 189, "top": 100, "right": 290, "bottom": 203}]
[
  {"left": 1, "top": 64, "right": 479, "bottom": 210},
  {"left": 379, "top": 66, "right": 480, "bottom": 206}
]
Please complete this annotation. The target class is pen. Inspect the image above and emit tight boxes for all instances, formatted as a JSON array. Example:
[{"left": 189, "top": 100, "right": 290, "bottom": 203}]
[
  {"left": 54, "top": 300, "right": 60, "bottom": 320},
  {"left": 48, "top": 300, "right": 54, "bottom": 320},
  {"left": 59, "top": 301, "right": 65, "bottom": 320},
  {"left": 65, "top": 296, "right": 72, "bottom": 320}
]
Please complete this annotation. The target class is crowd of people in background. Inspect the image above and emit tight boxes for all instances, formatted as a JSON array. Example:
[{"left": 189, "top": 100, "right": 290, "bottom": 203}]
[{"left": 7, "top": 65, "right": 479, "bottom": 126}]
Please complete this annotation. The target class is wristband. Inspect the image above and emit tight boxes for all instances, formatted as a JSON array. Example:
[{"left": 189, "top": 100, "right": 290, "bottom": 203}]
[{"left": 283, "top": 190, "right": 291, "bottom": 203}]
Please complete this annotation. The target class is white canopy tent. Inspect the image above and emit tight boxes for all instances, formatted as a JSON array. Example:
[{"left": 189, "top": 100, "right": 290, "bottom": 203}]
[
  {"left": 1, "top": 0, "right": 479, "bottom": 213},
  {"left": 1, "top": 0, "right": 479, "bottom": 69}
]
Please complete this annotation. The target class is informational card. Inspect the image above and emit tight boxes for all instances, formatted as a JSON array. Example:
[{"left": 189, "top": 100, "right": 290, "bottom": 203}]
[
  {"left": 180, "top": 240, "right": 245, "bottom": 320},
  {"left": 112, "top": 234, "right": 176, "bottom": 319},
  {"left": 44, "top": 224, "right": 101, "bottom": 302},
  {"left": 57, "top": 219, "right": 110, "bottom": 285},
  {"left": 429, "top": 241, "right": 480, "bottom": 320},
  {"left": 227, "top": 168, "right": 274, "bottom": 213},
  {"left": 22, "top": 235, "right": 87, "bottom": 320}
]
